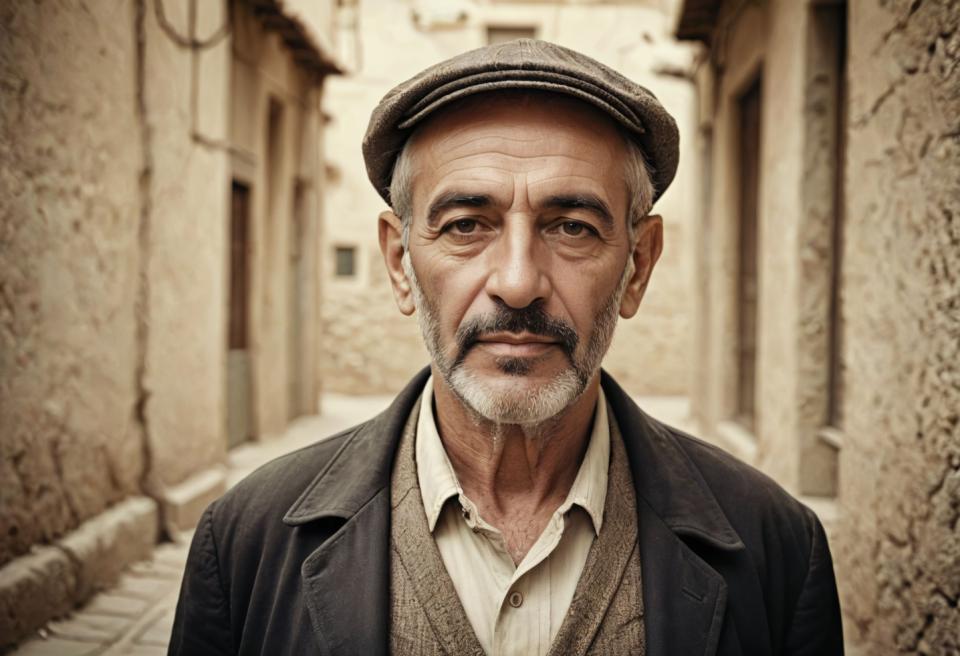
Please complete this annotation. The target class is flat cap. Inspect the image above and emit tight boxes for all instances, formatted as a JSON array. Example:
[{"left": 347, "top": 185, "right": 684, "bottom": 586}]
[{"left": 363, "top": 38, "right": 679, "bottom": 207}]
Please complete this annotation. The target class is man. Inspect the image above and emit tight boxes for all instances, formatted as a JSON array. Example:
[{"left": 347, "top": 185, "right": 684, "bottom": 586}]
[{"left": 169, "top": 40, "right": 843, "bottom": 655}]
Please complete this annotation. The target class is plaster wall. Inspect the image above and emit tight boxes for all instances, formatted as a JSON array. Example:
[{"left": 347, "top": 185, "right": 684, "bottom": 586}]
[
  {"left": 0, "top": 0, "right": 336, "bottom": 642},
  {"left": 835, "top": 0, "right": 960, "bottom": 651},
  {"left": 0, "top": 0, "right": 145, "bottom": 566},
  {"left": 689, "top": 0, "right": 960, "bottom": 651},
  {"left": 231, "top": 3, "right": 325, "bottom": 436},
  {"left": 141, "top": 0, "right": 230, "bottom": 490},
  {"left": 321, "top": 0, "right": 698, "bottom": 396},
  {"left": 694, "top": 0, "right": 854, "bottom": 496}
]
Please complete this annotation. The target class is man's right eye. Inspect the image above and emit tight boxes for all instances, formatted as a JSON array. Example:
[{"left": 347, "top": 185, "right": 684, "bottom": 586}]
[{"left": 445, "top": 219, "right": 478, "bottom": 234}]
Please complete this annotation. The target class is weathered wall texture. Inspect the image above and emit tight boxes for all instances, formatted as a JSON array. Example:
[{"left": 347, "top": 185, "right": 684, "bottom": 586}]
[
  {"left": 0, "top": 0, "right": 145, "bottom": 567},
  {"left": 321, "top": 0, "right": 698, "bottom": 397},
  {"left": 0, "top": 0, "right": 338, "bottom": 644},
  {"left": 230, "top": 3, "right": 326, "bottom": 438},
  {"left": 837, "top": 0, "right": 960, "bottom": 651},
  {"left": 684, "top": 0, "right": 960, "bottom": 652},
  {"left": 141, "top": 0, "right": 230, "bottom": 491}
]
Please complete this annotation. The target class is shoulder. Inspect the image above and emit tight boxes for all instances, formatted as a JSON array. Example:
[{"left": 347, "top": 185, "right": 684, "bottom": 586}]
[
  {"left": 658, "top": 420, "right": 822, "bottom": 561},
  {"left": 205, "top": 423, "right": 360, "bottom": 540}
]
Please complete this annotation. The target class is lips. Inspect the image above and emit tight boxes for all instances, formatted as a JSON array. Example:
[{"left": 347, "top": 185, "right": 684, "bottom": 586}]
[
  {"left": 451, "top": 300, "right": 579, "bottom": 369},
  {"left": 474, "top": 333, "right": 560, "bottom": 357}
]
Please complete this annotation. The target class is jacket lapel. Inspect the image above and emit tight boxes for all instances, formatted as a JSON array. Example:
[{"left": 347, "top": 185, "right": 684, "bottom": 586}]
[
  {"left": 282, "top": 369, "right": 432, "bottom": 656},
  {"left": 636, "top": 498, "right": 728, "bottom": 656},
  {"left": 601, "top": 372, "right": 744, "bottom": 656},
  {"left": 300, "top": 488, "right": 391, "bottom": 656}
]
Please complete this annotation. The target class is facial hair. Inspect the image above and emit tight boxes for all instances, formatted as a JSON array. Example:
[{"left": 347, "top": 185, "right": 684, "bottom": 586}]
[{"left": 402, "top": 251, "right": 633, "bottom": 426}]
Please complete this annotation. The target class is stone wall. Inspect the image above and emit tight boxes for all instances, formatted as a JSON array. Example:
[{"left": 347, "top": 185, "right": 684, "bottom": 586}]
[
  {"left": 231, "top": 4, "right": 325, "bottom": 438},
  {"left": 683, "top": 0, "right": 960, "bottom": 651},
  {"left": 320, "top": 0, "right": 698, "bottom": 397},
  {"left": 836, "top": 0, "right": 960, "bottom": 651},
  {"left": 0, "top": 0, "right": 145, "bottom": 568},
  {"left": 141, "top": 0, "right": 230, "bottom": 495},
  {"left": 0, "top": 0, "right": 337, "bottom": 645}
]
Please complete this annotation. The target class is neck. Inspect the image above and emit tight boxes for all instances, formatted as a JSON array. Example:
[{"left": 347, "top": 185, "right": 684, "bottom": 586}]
[{"left": 431, "top": 369, "right": 600, "bottom": 517}]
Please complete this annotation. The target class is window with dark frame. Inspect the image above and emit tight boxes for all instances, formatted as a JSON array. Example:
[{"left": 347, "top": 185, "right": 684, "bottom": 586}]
[
  {"left": 228, "top": 181, "right": 251, "bottom": 350},
  {"left": 735, "top": 77, "right": 762, "bottom": 433},
  {"left": 335, "top": 246, "right": 357, "bottom": 277}
]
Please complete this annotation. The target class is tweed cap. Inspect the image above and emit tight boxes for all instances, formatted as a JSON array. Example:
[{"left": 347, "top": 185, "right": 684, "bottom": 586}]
[{"left": 362, "top": 38, "right": 679, "bottom": 207}]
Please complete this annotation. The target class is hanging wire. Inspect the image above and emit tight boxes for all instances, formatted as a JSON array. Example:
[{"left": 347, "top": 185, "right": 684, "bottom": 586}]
[{"left": 154, "top": 0, "right": 231, "bottom": 50}]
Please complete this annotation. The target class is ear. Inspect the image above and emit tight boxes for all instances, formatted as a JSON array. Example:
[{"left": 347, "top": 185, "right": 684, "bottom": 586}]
[
  {"left": 378, "top": 210, "right": 416, "bottom": 316},
  {"left": 619, "top": 214, "right": 664, "bottom": 319}
]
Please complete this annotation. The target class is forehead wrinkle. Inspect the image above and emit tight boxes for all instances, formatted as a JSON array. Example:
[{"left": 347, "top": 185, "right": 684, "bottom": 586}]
[
  {"left": 527, "top": 172, "right": 620, "bottom": 196},
  {"left": 435, "top": 131, "right": 544, "bottom": 150},
  {"left": 422, "top": 123, "right": 619, "bottom": 163},
  {"left": 432, "top": 152, "right": 609, "bottom": 179},
  {"left": 437, "top": 138, "right": 617, "bottom": 165}
]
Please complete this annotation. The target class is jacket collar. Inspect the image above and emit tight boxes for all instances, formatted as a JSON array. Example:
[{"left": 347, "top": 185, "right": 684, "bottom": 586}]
[
  {"left": 600, "top": 370, "right": 745, "bottom": 551},
  {"left": 282, "top": 367, "right": 432, "bottom": 526},
  {"left": 283, "top": 366, "right": 743, "bottom": 552}
]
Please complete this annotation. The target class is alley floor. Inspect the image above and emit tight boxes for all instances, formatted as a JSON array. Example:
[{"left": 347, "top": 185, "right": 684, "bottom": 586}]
[{"left": 12, "top": 394, "right": 691, "bottom": 656}]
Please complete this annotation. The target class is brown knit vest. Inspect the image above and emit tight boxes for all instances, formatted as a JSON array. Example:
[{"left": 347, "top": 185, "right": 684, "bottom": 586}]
[{"left": 389, "top": 397, "right": 645, "bottom": 655}]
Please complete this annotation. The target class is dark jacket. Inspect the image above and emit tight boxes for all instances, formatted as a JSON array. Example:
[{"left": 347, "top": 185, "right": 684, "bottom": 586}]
[{"left": 168, "top": 369, "right": 843, "bottom": 655}]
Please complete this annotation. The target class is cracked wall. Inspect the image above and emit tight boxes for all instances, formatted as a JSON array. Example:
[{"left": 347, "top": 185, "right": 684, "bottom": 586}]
[
  {"left": 688, "top": 0, "right": 959, "bottom": 652},
  {"left": 836, "top": 0, "right": 960, "bottom": 652},
  {"left": 0, "top": 1, "right": 146, "bottom": 567},
  {"left": 0, "top": 0, "right": 233, "bottom": 567}
]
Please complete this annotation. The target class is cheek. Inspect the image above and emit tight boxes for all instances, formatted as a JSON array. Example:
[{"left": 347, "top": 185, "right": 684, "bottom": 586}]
[
  {"left": 416, "top": 255, "right": 488, "bottom": 333},
  {"left": 550, "top": 263, "right": 622, "bottom": 324}
]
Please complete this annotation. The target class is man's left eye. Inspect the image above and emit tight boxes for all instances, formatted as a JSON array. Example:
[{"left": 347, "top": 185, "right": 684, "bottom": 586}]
[{"left": 559, "top": 221, "right": 590, "bottom": 237}]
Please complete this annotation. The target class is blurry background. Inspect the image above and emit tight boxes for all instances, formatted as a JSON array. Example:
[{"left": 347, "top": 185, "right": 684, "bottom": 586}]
[{"left": 1, "top": 0, "right": 958, "bottom": 654}]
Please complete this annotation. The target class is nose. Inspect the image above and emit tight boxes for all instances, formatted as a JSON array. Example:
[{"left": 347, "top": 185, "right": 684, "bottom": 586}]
[{"left": 484, "top": 224, "right": 552, "bottom": 309}]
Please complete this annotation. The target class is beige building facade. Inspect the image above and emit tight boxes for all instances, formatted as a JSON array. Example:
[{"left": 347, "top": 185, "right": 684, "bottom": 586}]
[
  {"left": 320, "top": 0, "right": 700, "bottom": 397},
  {"left": 676, "top": 0, "right": 960, "bottom": 652},
  {"left": 0, "top": 0, "right": 339, "bottom": 646}
]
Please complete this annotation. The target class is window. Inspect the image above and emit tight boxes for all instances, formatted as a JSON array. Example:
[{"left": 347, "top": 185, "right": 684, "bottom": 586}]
[
  {"left": 334, "top": 246, "right": 356, "bottom": 277},
  {"left": 486, "top": 26, "right": 537, "bottom": 45},
  {"left": 735, "top": 76, "right": 762, "bottom": 432},
  {"left": 228, "top": 181, "right": 251, "bottom": 349},
  {"left": 265, "top": 98, "right": 284, "bottom": 224}
]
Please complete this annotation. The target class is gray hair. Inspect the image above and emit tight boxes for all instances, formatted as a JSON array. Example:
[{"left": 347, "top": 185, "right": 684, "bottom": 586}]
[{"left": 389, "top": 131, "right": 656, "bottom": 250}]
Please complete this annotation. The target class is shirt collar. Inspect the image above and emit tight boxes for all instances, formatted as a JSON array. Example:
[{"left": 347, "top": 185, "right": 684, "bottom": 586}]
[{"left": 415, "top": 375, "right": 610, "bottom": 535}]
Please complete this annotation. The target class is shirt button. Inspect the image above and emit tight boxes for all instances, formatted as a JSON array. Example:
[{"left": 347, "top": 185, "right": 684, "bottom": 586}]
[{"left": 508, "top": 591, "right": 523, "bottom": 608}]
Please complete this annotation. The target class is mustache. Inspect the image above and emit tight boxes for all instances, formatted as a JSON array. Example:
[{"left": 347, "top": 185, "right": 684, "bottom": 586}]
[{"left": 452, "top": 300, "right": 579, "bottom": 367}]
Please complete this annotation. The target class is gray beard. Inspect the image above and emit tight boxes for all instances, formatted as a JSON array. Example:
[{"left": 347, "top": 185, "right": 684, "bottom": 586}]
[{"left": 402, "top": 252, "right": 632, "bottom": 427}]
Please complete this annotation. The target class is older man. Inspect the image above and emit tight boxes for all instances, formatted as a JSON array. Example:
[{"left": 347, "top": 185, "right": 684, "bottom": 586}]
[{"left": 169, "top": 40, "right": 843, "bottom": 656}]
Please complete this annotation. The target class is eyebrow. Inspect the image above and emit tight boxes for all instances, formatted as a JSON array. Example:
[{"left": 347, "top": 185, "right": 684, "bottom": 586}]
[
  {"left": 426, "top": 193, "right": 493, "bottom": 226},
  {"left": 542, "top": 194, "right": 614, "bottom": 228},
  {"left": 424, "top": 191, "right": 615, "bottom": 229}
]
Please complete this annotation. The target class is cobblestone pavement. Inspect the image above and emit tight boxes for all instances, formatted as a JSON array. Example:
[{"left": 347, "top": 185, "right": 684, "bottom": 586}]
[{"left": 12, "top": 394, "right": 690, "bottom": 655}]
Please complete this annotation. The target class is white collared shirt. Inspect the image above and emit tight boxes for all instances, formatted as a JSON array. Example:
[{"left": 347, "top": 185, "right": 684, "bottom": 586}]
[{"left": 415, "top": 376, "right": 611, "bottom": 656}]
